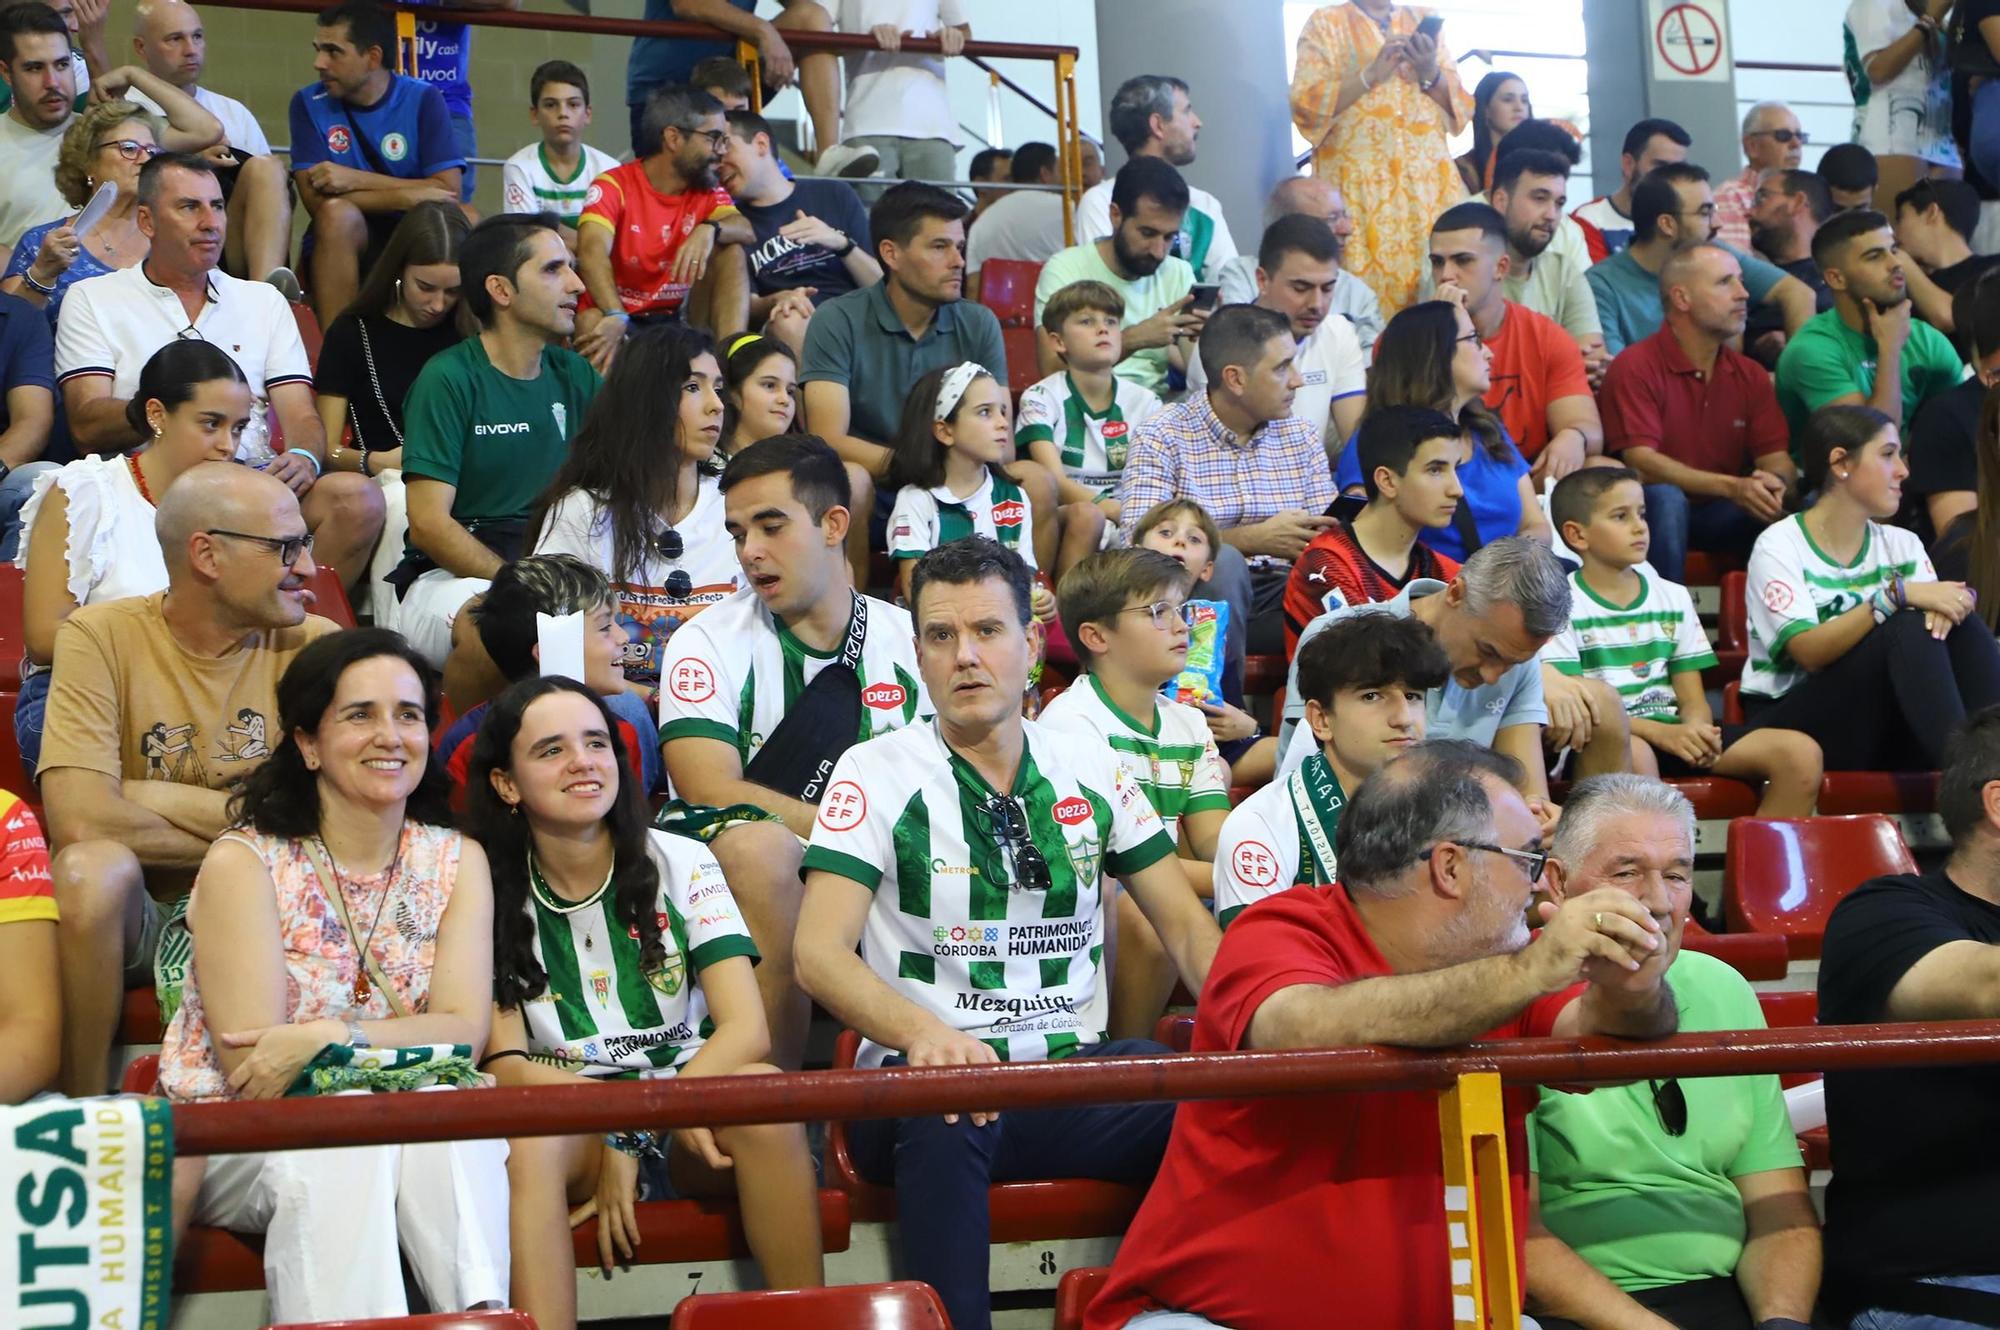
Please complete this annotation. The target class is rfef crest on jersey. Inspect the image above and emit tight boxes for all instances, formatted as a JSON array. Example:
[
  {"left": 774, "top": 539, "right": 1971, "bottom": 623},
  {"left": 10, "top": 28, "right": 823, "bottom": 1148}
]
[
  {"left": 667, "top": 658, "right": 715, "bottom": 703},
  {"left": 818, "top": 781, "right": 868, "bottom": 831}
]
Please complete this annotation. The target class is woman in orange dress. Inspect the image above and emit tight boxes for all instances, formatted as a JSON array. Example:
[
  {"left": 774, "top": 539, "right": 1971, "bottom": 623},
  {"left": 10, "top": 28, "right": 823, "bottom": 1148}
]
[{"left": 1291, "top": 1, "right": 1473, "bottom": 316}]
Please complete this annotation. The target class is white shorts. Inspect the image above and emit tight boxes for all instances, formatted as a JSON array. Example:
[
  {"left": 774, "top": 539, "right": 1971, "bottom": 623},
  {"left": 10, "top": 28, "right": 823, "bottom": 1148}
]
[
  {"left": 395, "top": 567, "right": 489, "bottom": 667},
  {"left": 1855, "top": 92, "right": 1961, "bottom": 166}
]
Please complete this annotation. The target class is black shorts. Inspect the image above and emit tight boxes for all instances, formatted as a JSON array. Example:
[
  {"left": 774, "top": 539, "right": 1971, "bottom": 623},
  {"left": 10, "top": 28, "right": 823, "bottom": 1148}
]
[{"left": 1652, "top": 722, "right": 1751, "bottom": 778}]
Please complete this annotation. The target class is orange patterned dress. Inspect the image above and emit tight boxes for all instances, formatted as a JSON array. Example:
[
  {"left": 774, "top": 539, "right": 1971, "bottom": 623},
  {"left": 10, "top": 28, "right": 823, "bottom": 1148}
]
[{"left": 1291, "top": 3, "right": 1474, "bottom": 316}]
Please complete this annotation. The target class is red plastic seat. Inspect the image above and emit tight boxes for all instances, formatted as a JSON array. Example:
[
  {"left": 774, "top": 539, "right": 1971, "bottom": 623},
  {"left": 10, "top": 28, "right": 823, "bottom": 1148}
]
[
  {"left": 1679, "top": 919, "right": 1789, "bottom": 980},
  {"left": 1724, "top": 814, "right": 1916, "bottom": 956},
  {"left": 1717, "top": 571, "right": 1747, "bottom": 655},
  {"left": 826, "top": 1030, "right": 1147, "bottom": 1237},
  {"left": 121, "top": 1051, "right": 159, "bottom": 1094},
  {"left": 669, "top": 1281, "right": 950, "bottom": 1329},
  {"left": 1241, "top": 654, "right": 1286, "bottom": 696},
  {"left": 120, "top": 986, "right": 163, "bottom": 1046},
  {"left": 290, "top": 300, "right": 325, "bottom": 374},
  {"left": 1757, "top": 989, "right": 1816, "bottom": 1030},
  {"left": 1722, "top": 679, "right": 1744, "bottom": 726},
  {"left": 271, "top": 1314, "right": 538, "bottom": 1330},
  {"left": 0, "top": 692, "right": 37, "bottom": 803},
  {"left": 0, "top": 563, "right": 23, "bottom": 690},
  {"left": 1819, "top": 770, "right": 1939, "bottom": 815},
  {"left": 1682, "top": 551, "right": 1744, "bottom": 587},
  {"left": 1551, "top": 777, "right": 1758, "bottom": 821},
  {"left": 978, "top": 258, "right": 1042, "bottom": 398},
  {"left": 1152, "top": 1013, "right": 1194, "bottom": 1052},
  {"left": 570, "top": 1191, "right": 852, "bottom": 1267},
  {"left": 306, "top": 564, "right": 357, "bottom": 628},
  {"left": 1056, "top": 1266, "right": 1110, "bottom": 1330}
]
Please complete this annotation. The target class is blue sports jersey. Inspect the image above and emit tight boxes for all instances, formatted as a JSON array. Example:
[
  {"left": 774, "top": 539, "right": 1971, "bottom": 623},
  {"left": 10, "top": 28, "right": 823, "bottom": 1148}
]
[
  {"left": 408, "top": 9, "right": 472, "bottom": 117},
  {"left": 627, "top": 0, "right": 751, "bottom": 105},
  {"left": 289, "top": 74, "right": 464, "bottom": 178}
]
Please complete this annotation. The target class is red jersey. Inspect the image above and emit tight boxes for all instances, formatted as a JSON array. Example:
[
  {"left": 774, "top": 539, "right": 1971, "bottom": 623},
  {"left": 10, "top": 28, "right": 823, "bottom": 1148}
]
[
  {"left": 577, "top": 161, "right": 739, "bottom": 317},
  {"left": 1086, "top": 886, "right": 1575, "bottom": 1330},
  {"left": 0, "top": 791, "right": 54, "bottom": 926},
  {"left": 1283, "top": 521, "right": 1460, "bottom": 656},
  {"left": 1483, "top": 300, "right": 1591, "bottom": 460}
]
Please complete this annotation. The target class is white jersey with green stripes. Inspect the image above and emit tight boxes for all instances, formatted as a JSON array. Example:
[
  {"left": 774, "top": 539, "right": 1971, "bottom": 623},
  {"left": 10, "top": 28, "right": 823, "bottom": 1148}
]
[
  {"left": 1743, "top": 514, "right": 1934, "bottom": 700},
  {"left": 1540, "top": 570, "right": 1716, "bottom": 722},
  {"left": 803, "top": 720, "right": 1176, "bottom": 1066},
  {"left": 1037, "top": 674, "right": 1229, "bottom": 842},
  {"left": 888, "top": 469, "right": 1038, "bottom": 568},
  {"left": 519, "top": 829, "right": 759, "bottom": 1078},
  {"left": 1014, "top": 371, "right": 1164, "bottom": 498},
  {"left": 657, "top": 586, "right": 927, "bottom": 769}
]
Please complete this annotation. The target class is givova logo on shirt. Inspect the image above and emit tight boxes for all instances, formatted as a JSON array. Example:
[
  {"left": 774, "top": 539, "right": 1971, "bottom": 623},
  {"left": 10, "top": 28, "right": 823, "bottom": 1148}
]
[{"left": 474, "top": 421, "right": 532, "bottom": 436}]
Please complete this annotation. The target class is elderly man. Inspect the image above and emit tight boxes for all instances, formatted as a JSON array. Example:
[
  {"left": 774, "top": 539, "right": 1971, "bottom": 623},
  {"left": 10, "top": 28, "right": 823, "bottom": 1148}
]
[
  {"left": 797, "top": 536, "right": 1219, "bottom": 1330},
  {"left": 41, "top": 463, "right": 337, "bottom": 1095},
  {"left": 1818, "top": 706, "right": 2000, "bottom": 1324},
  {"left": 1526, "top": 774, "right": 1821, "bottom": 1330},
  {"left": 1715, "top": 102, "right": 1807, "bottom": 251},
  {"left": 1216, "top": 176, "right": 1383, "bottom": 353},
  {"left": 1086, "top": 740, "right": 1679, "bottom": 1329},
  {"left": 1281, "top": 536, "right": 1628, "bottom": 809}
]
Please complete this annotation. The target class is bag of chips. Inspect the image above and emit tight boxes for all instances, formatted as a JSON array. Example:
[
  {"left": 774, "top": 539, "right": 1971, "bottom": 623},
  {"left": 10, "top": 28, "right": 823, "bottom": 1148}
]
[{"left": 1162, "top": 599, "right": 1229, "bottom": 706}]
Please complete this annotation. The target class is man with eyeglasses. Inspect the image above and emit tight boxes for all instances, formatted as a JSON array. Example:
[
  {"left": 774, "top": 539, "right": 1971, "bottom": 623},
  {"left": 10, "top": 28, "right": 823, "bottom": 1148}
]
[
  {"left": 796, "top": 536, "right": 1219, "bottom": 1330},
  {"left": 1526, "top": 774, "right": 1820, "bottom": 1330},
  {"left": 1215, "top": 175, "right": 1383, "bottom": 354},
  {"left": 1587, "top": 163, "right": 1818, "bottom": 357},
  {"left": 1742, "top": 168, "right": 1836, "bottom": 366},
  {"left": 1088, "top": 742, "right": 1678, "bottom": 1330},
  {"left": 37, "top": 462, "right": 337, "bottom": 1096},
  {"left": 1714, "top": 101, "right": 1808, "bottom": 252},
  {"left": 573, "top": 83, "right": 753, "bottom": 373},
  {"left": 1572, "top": 117, "right": 1692, "bottom": 262}
]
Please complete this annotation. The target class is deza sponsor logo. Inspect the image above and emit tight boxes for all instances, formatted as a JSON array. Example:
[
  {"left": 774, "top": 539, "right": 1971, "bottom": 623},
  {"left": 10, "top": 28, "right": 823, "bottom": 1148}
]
[
  {"left": 991, "top": 499, "right": 1028, "bottom": 529},
  {"left": 862, "top": 682, "right": 907, "bottom": 710},
  {"left": 1051, "top": 795, "right": 1094, "bottom": 826}
]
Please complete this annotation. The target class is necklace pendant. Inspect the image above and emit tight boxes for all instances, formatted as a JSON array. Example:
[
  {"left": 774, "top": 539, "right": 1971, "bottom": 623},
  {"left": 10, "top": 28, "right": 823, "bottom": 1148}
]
[
  {"left": 584, "top": 933, "right": 594, "bottom": 951},
  {"left": 352, "top": 972, "right": 371, "bottom": 1004}
]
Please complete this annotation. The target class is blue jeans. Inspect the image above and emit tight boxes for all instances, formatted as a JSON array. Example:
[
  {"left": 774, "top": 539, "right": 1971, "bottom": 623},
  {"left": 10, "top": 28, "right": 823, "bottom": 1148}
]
[
  {"left": 849, "top": 1039, "right": 1176, "bottom": 1330},
  {"left": 1850, "top": 1273, "right": 2000, "bottom": 1328},
  {"left": 0, "top": 460, "right": 59, "bottom": 561},
  {"left": 1641, "top": 483, "right": 1765, "bottom": 585},
  {"left": 1973, "top": 82, "right": 2000, "bottom": 192},
  {"left": 451, "top": 112, "right": 476, "bottom": 201},
  {"left": 14, "top": 667, "right": 48, "bottom": 777}
]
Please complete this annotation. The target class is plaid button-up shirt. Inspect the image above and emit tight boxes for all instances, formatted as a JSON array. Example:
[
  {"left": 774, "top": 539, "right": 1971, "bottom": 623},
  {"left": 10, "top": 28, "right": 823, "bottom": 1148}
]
[{"left": 1117, "top": 393, "right": 1335, "bottom": 565}]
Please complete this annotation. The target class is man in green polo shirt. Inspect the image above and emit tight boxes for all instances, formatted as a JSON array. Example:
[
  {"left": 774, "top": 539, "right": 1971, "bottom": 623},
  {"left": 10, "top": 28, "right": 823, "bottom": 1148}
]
[{"left": 1776, "top": 208, "right": 1966, "bottom": 459}]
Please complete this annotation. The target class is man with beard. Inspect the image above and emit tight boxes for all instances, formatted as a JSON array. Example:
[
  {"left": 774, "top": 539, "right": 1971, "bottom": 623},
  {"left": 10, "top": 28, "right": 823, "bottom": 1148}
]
[
  {"left": 573, "top": 82, "right": 754, "bottom": 371},
  {"left": 1571, "top": 117, "right": 1691, "bottom": 261},
  {"left": 1715, "top": 101, "right": 1807, "bottom": 250},
  {"left": 1742, "top": 167, "right": 1834, "bottom": 365},
  {"left": 1215, "top": 176, "right": 1383, "bottom": 353},
  {"left": 1034, "top": 157, "right": 1202, "bottom": 396},
  {"left": 1485, "top": 143, "right": 1610, "bottom": 383},
  {"left": 1587, "top": 163, "right": 1818, "bottom": 357},
  {"left": 1776, "top": 208, "right": 1968, "bottom": 455},
  {"left": 1600, "top": 244, "right": 1797, "bottom": 584},
  {"left": 1074, "top": 75, "right": 1236, "bottom": 284}
]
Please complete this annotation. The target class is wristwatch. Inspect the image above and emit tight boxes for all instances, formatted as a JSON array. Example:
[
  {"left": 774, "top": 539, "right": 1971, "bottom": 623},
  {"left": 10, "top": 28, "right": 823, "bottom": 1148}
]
[
  {"left": 345, "top": 1020, "right": 370, "bottom": 1049},
  {"left": 832, "top": 233, "right": 856, "bottom": 257}
]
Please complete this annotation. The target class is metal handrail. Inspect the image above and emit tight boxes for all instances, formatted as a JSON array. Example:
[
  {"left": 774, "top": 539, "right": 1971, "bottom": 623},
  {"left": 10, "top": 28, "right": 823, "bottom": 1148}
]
[{"left": 169, "top": 1017, "right": 2000, "bottom": 1156}]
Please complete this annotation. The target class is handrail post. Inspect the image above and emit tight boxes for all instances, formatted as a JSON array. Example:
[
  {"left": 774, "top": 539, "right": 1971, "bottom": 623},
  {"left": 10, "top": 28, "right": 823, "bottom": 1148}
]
[
  {"left": 1056, "top": 50, "right": 1078, "bottom": 244},
  {"left": 737, "top": 39, "right": 764, "bottom": 116},
  {"left": 394, "top": 9, "right": 416, "bottom": 78},
  {"left": 1438, "top": 1070, "right": 1520, "bottom": 1330}
]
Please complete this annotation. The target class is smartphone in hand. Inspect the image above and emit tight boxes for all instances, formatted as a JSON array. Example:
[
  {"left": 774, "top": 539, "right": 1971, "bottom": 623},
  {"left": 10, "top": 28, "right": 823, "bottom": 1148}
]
[
  {"left": 1415, "top": 13, "right": 1444, "bottom": 40},
  {"left": 1190, "top": 283, "right": 1222, "bottom": 313}
]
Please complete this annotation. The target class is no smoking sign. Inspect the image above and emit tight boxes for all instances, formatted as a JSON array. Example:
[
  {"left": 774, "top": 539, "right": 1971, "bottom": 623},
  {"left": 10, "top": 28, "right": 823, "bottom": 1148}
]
[{"left": 1647, "top": 0, "right": 1730, "bottom": 83}]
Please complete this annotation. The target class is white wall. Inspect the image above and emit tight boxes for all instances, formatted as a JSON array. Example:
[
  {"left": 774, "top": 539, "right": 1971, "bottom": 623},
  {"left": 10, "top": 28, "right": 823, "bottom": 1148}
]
[{"left": 1728, "top": 0, "right": 1850, "bottom": 171}]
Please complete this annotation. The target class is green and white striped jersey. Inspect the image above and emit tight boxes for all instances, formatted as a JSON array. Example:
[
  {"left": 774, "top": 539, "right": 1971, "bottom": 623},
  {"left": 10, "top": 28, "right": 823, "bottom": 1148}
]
[
  {"left": 888, "top": 469, "right": 1037, "bottom": 567},
  {"left": 519, "top": 829, "right": 759, "bottom": 1078},
  {"left": 1015, "top": 371, "right": 1164, "bottom": 497},
  {"left": 1038, "top": 674, "right": 1229, "bottom": 841},
  {"left": 1743, "top": 514, "right": 1933, "bottom": 700},
  {"left": 802, "top": 720, "right": 1176, "bottom": 1066},
  {"left": 658, "top": 586, "right": 927, "bottom": 768},
  {"left": 1540, "top": 571, "right": 1716, "bottom": 722}
]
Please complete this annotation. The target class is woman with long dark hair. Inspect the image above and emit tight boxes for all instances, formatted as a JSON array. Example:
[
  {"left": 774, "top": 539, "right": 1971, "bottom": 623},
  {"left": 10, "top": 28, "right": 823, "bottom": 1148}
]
[
  {"left": 157, "top": 628, "right": 507, "bottom": 1321},
  {"left": 1337, "top": 298, "right": 1549, "bottom": 557},
  {"left": 529, "top": 324, "right": 740, "bottom": 689},
  {"left": 466, "top": 676, "right": 822, "bottom": 1330},
  {"left": 1455, "top": 71, "right": 1533, "bottom": 195}
]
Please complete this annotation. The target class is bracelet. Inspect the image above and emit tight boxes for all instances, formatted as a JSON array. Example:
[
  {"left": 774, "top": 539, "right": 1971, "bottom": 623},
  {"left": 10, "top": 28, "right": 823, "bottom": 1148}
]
[
  {"left": 1420, "top": 68, "right": 1442, "bottom": 92},
  {"left": 295, "top": 450, "right": 321, "bottom": 478},
  {"left": 21, "top": 268, "right": 55, "bottom": 297},
  {"left": 603, "top": 1129, "right": 666, "bottom": 1161},
  {"left": 1891, "top": 573, "right": 1908, "bottom": 609},
  {"left": 360, "top": 448, "right": 373, "bottom": 478},
  {"left": 1359, "top": 67, "right": 1375, "bottom": 92},
  {"left": 1870, "top": 588, "right": 1895, "bottom": 624}
]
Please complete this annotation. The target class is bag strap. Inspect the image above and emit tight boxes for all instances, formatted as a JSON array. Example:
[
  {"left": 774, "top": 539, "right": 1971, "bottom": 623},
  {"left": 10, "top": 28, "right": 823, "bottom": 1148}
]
[
  {"left": 1452, "top": 494, "right": 1484, "bottom": 559},
  {"left": 302, "top": 838, "right": 411, "bottom": 1019},
  {"left": 837, "top": 593, "right": 868, "bottom": 673},
  {"left": 354, "top": 317, "right": 405, "bottom": 451}
]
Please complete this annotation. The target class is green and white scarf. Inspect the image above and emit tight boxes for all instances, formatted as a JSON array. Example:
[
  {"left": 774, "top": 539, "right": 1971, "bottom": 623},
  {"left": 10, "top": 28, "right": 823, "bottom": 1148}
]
[
  {"left": 288, "top": 1043, "right": 482, "bottom": 1096},
  {"left": 1285, "top": 750, "right": 1347, "bottom": 887}
]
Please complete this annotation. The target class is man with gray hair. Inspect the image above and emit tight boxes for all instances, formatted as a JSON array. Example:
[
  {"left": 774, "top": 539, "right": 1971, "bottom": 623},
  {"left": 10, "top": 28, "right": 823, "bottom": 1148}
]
[
  {"left": 1526, "top": 774, "right": 1821, "bottom": 1330},
  {"left": 1280, "top": 536, "right": 1630, "bottom": 810},
  {"left": 1074, "top": 73, "right": 1238, "bottom": 283},
  {"left": 1715, "top": 101, "right": 1808, "bottom": 251},
  {"left": 1092, "top": 740, "right": 1679, "bottom": 1329},
  {"left": 1215, "top": 176, "right": 1384, "bottom": 352}
]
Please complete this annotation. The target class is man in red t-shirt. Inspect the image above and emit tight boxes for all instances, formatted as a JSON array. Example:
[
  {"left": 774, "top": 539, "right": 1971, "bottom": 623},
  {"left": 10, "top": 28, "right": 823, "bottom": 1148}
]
[
  {"left": 1598, "top": 243, "right": 1797, "bottom": 584},
  {"left": 1430, "top": 201, "right": 1600, "bottom": 484},
  {"left": 574, "top": 84, "right": 754, "bottom": 371},
  {"left": 1087, "top": 740, "right": 1680, "bottom": 1330}
]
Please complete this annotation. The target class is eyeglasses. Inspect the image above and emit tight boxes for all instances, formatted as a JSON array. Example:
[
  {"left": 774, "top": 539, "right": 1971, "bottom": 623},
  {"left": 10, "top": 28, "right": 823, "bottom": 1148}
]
[
  {"left": 1650, "top": 1078, "right": 1687, "bottom": 1137},
  {"left": 1456, "top": 331, "right": 1484, "bottom": 349},
  {"left": 1750, "top": 128, "right": 1810, "bottom": 146},
  {"left": 96, "top": 139, "right": 160, "bottom": 163},
  {"left": 681, "top": 127, "right": 728, "bottom": 150},
  {"left": 1116, "top": 599, "right": 1192, "bottom": 630},
  {"left": 204, "top": 529, "right": 314, "bottom": 566},
  {"left": 1420, "top": 839, "right": 1551, "bottom": 882},
  {"left": 971, "top": 794, "right": 1052, "bottom": 893}
]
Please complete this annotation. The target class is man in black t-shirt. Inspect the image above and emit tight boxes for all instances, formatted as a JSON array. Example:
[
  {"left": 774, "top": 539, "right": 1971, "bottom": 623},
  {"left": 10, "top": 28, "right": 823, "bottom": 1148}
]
[
  {"left": 718, "top": 107, "right": 880, "bottom": 343},
  {"left": 1818, "top": 705, "right": 2000, "bottom": 1324},
  {"left": 1908, "top": 279, "right": 2000, "bottom": 551}
]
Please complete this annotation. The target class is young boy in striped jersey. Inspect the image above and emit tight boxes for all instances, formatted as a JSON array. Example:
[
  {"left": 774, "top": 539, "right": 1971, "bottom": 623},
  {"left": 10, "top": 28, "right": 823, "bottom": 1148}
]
[
  {"left": 1544, "top": 468, "right": 1821, "bottom": 815},
  {"left": 500, "top": 61, "right": 621, "bottom": 252},
  {"left": 1016, "top": 280, "right": 1163, "bottom": 518},
  {"left": 1041, "top": 548, "right": 1230, "bottom": 1035}
]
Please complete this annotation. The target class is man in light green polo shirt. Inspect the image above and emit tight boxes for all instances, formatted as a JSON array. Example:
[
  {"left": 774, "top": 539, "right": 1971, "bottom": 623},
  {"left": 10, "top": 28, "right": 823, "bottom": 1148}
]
[
  {"left": 1776, "top": 207, "right": 1966, "bottom": 460},
  {"left": 1033, "top": 156, "right": 1202, "bottom": 396},
  {"left": 1527, "top": 774, "right": 1821, "bottom": 1329}
]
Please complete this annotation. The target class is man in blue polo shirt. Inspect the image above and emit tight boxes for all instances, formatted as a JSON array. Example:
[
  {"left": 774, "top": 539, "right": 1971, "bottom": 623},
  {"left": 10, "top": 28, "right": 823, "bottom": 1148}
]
[{"left": 289, "top": 0, "right": 464, "bottom": 326}]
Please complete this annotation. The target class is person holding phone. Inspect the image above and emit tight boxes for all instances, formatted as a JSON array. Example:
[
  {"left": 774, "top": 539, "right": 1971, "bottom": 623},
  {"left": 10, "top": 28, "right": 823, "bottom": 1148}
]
[{"left": 1291, "top": 2, "right": 1472, "bottom": 316}]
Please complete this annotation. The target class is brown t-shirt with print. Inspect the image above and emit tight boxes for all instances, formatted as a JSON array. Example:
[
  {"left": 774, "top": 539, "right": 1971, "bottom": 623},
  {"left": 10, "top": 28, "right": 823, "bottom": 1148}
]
[{"left": 40, "top": 592, "right": 336, "bottom": 794}]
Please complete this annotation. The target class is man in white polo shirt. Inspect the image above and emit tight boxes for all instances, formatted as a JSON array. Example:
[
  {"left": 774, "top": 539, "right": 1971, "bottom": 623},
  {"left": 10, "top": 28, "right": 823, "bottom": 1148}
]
[{"left": 54, "top": 153, "right": 383, "bottom": 590}]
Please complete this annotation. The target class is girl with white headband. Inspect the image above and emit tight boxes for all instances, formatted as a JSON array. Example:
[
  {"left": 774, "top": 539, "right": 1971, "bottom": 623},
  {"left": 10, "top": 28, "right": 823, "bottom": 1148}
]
[{"left": 886, "top": 361, "right": 1058, "bottom": 621}]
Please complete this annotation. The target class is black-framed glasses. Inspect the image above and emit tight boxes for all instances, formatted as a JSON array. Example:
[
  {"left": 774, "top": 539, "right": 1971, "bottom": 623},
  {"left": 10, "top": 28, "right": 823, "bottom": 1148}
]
[
  {"left": 1650, "top": 1078, "right": 1687, "bottom": 1137},
  {"left": 205, "top": 528, "right": 313, "bottom": 565},
  {"left": 1117, "top": 599, "right": 1192, "bottom": 630},
  {"left": 96, "top": 139, "right": 159, "bottom": 163},
  {"left": 681, "top": 127, "right": 728, "bottom": 150},
  {"left": 1750, "top": 128, "right": 1810, "bottom": 146},
  {"left": 971, "top": 794, "right": 1052, "bottom": 893},
  {"left": 1456, "top": 330, "right": 1484, "bottom": 349},
  {"left": 1420, "top": 840, "right": 1551, "bottom": 882}
]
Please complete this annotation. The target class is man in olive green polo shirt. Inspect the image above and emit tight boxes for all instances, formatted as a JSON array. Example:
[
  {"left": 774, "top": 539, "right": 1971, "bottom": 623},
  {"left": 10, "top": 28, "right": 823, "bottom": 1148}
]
[
  {"left": 1776, "top": 208, "right": 1966, "bottom": 459},
  {"left": 800, "top": 180, "right": 1006, "bottom": 483}
]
